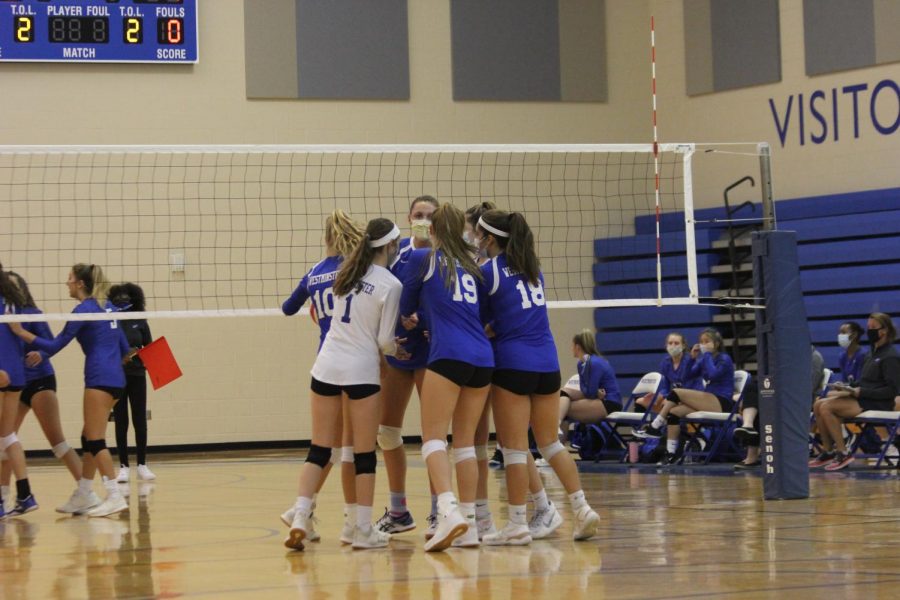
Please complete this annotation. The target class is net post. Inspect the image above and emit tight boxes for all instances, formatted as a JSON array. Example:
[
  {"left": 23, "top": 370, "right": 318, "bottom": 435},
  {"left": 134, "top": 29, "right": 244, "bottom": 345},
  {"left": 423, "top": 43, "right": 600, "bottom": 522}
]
[{"left": 758, "top": 142, "right": 775, "bottom": 230}]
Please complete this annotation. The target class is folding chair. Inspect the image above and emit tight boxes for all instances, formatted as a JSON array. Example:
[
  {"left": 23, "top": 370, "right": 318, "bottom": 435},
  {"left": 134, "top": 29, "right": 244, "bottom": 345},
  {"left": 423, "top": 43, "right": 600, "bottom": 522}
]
[
  {"left": 809, "top": 368, "right": 834, "bottom": 453},
  {"left": 602, "top": 372, "right": 663, "bottom": 460},
  {"left": 844, "top": 397, "right": 900, "bottom": 468},
  {"left": 679, "top": 370, "right": 750, "bottom": 464},
  {"left": 563, "top": 374, "right": 660, "bottom": 461}
]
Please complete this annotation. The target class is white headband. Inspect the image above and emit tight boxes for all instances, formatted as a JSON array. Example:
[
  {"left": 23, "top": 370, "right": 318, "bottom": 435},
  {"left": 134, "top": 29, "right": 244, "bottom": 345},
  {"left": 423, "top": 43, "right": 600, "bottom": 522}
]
[
  {"left": 477, "top": 216, "right": 509, "bottom": 238},
  {"left": 368, "top": 224, "right": 401, "bottom": 248}
]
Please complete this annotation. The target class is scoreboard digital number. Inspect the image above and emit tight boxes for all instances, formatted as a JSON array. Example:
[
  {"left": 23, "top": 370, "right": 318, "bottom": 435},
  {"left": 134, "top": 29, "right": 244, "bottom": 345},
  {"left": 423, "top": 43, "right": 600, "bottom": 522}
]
[{"left": 0, "top": 0, "right": 198, "bottom": 63}]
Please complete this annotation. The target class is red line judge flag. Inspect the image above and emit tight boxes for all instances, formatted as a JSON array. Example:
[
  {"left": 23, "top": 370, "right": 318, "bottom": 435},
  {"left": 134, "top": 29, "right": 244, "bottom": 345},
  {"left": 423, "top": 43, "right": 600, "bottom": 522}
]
[{"left": 136, "top": 336, "right": 183, "bottom": 390}]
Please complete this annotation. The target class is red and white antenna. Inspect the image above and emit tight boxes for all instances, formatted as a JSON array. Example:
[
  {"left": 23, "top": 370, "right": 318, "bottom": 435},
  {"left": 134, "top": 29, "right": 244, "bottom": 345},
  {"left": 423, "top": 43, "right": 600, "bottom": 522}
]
[{"left": 651, "top": 15, "right": 662, "bottom": 306}]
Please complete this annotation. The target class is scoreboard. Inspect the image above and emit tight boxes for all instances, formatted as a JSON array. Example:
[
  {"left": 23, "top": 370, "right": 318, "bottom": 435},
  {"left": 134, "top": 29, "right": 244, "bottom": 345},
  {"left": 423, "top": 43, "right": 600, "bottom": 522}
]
[{"left": 0, "top": 0, "right": 198, "bottom": 63}]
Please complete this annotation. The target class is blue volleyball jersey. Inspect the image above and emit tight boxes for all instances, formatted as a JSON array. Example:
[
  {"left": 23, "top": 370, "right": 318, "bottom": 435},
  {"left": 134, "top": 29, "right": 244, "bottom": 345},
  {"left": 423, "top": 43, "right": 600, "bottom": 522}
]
[
  {"left": 839, "top": 348, "right": 867, "bottom": 383},
  {"left": 22, "top": 306, "right": 55, "bottom": 382},
  {"left": 0, "top": 298, "right": 26, "bottom": 387},
  {"left": 690, "top": 351, "right": 735, "bottom": 400},
  {"left": 387, "top": 238, "right": 430, "bottom": 370},
  {"left": 282, "top": 255, "right": 343, "bottom": 350},
  {"left": 480, "top": 254, "right": 558, "bottom": 372},
  {"left": 577, "top": 354, "right": 622, "bottom": 404},
  {"left": 30, "top": 297, "right": 130, "bottom": 388},
  {"left": 399, "top": 248, "right": 493, "bottom": 367},
  {"left": 656, "top": 354, "right": 703, "bottom": 398}
]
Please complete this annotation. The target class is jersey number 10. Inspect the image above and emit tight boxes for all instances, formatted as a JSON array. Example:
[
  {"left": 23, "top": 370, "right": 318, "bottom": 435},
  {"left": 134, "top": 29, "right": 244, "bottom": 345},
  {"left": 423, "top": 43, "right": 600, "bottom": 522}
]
[{"left": 515, "top": 280, "right": 545, "bottom": 309}]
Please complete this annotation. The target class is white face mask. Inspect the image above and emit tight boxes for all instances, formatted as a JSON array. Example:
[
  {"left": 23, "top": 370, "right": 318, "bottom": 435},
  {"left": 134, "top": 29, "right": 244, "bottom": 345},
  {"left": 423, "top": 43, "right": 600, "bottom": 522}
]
[
  {"left": 462, "top": 231, "right": 473, "bottom": 245},
  {"left": 667, "top": 345, "right": 683, "bottom": 358},
  {"left": 699, "top": 343, "right": 714, "bottom": 354},
  {"left": 410, "top": 219, "right": 431, "bottom": 241},
  {"left": 837, "top": 333, "right": 851, "bottom": 348}
]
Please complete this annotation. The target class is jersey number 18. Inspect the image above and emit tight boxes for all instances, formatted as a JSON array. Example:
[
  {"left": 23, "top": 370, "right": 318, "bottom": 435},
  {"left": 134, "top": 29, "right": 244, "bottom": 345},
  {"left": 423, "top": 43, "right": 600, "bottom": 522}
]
[{"left": 515, "top": 280, "right": 545, "bottom": 309}]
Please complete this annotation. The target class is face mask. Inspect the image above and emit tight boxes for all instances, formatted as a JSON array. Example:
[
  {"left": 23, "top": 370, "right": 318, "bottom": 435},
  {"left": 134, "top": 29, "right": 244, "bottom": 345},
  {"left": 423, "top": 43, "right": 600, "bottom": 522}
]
[
  {"left": 410, "top": 219, "right": 431, "bottom": 241},
  {"left": 474, "top": 236, "right": 488, "bottom": 259},
  {"left": 837, "top": 333, "right": 851, "bottom": 348},
  {"left": 867, "top": 328, "right": 882, "bottom": 345},
  {"left": 667, "top": 345, "right": 683, "bottom": 358},
  {"left": 112, "top": 295, "right": 131, "bottom": 309},
  {"left": 462, "top": 231, "right": 473, "bottom": 245},
  {"left": 699, "top": 343, "right": 714, "bottom": 354}
]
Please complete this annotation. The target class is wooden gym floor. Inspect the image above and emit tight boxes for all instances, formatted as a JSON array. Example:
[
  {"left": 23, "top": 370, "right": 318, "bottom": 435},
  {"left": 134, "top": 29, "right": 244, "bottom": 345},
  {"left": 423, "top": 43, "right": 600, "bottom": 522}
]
[{"left": 1, "top": 448, "right": 898, "bottom": 599}]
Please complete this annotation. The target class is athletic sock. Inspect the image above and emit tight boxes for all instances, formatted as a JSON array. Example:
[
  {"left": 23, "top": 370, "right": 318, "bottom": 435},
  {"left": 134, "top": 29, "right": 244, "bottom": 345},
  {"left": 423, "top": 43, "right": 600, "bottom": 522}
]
[
  {"left": 16, "top": 478, "right": 31, "bottom": 501},
  {"left": 389, "top": 491, "right": 407, "bottom": 516},
  {"left": 568, "top": 489, "right": 588, "bottom": 512},
  {"left": 531, "top": 489, "right": 550, "bottom": 512}
]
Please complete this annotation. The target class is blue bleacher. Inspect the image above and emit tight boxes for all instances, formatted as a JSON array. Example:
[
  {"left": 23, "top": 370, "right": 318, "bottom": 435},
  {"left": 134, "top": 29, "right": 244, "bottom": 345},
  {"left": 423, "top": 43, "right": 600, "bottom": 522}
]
[{"left": 595, "top": 186, "right": 900, "bottom": 378}]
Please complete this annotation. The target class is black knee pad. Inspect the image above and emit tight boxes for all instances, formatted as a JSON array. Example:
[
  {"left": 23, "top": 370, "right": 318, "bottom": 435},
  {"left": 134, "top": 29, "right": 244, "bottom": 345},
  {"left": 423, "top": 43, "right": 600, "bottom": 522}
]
[
  {"left": 667, "top": 390, "right": 681, "bottom": 404},
  {"left": 666, "top": 414, "right": 681, "bottom": 426},
  {"left": 83, "top": 438, "right": 107, "bottom": 456},
  {"left": 305, "top": 444, "right": 332, "bottom": 468},
  {"left": 354, "top": 451, "right": 377, "bottom": 475}
]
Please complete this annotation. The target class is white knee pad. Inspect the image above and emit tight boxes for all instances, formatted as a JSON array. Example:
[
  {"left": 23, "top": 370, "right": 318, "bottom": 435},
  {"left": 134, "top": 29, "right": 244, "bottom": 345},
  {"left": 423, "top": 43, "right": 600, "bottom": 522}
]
[
  {"left": 52, "top": 441, "right": 72, "bottom": 459},
  {"left": 0, "top": 433, "right": 18, "bottom": 451},
  {"left": 329, "top": 447, "right": 340, "bottom": 465},
  {"left": 452, "top": 446, "right": 477, "bottom": 465},
  {"left": 501, "top": 448, "right": 529, "bottom": 466},
  {"left": 421, "top": 439, "right": 448, "bottom": 461},
  {"left": 539, "top": 441, "right": 566, "bottom": 461},
  {"left": 341, "top": 446, "right": 355, "bottom": 463},
  {"left": 377, "top": 425, "right": 403, "bottom": 451},
  {"left": 475, "top": 445, "right": 489, "bottom": 461}
]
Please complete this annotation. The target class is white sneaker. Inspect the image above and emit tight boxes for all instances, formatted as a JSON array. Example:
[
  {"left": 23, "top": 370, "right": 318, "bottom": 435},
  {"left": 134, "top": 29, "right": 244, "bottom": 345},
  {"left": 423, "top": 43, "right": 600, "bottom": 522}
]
[
  {"left": 534, "top": 458, "right": 550, "bottom": 468},
  {"left": 476, "top": 516, "right": 497, "bottom": 540},
  {"left": 285, "top": 511, "right": 310, "bottom": 551},
  {"left": 451, "top": 519, "right": 480, "bottom": 548},
  {"left": 116, "top": 467, "right": 130, "bottom": 483},
  {"left": 86, "top": 494, "right": 128, "bottom": 518},
  {"left": 529, "top": 501, "right": 563, "bottom": 539},
  {"left": 424, "top": 507, "right": 468, "bottom": 553},
  {"left": 572, "top": 506, "right": 600, "bottom": 541},
  {"left": 340, "top": 519, "right": 355, "bottom": 545},
  {"left": 136, "top": 465, "right": 156, "bottom": 481},
  {"left": 281, "top": 506, "right": 320, "bottom": 542},
  {"left": 352, "top": 525, "right": 391, "bottom": 550},
  {"left": 56, "top": 489, "right": 101, "bottom": 515},
  {"left": 483, "top": 521, "right": 532, "bottom": 546},
  {"left": 424, "top": 512, "right": 437, "bottom": 540}
]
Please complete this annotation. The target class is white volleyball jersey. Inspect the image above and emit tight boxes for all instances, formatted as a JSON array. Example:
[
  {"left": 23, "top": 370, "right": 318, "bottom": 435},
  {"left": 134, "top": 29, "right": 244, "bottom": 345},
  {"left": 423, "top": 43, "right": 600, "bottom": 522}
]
[{"left": 311, "top": 264, "right": 402, "bottom": 386}]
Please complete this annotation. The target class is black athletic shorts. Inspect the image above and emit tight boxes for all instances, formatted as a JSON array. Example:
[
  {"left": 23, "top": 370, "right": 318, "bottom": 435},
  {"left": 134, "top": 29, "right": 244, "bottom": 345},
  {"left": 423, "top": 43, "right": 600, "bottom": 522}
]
[
  {"left": 428, "top": 359, "right": 493, "bottom": 388},
  {"left": 602, "top": 399, "right": 623, "bottom": 414},
  {"left": 87, "top": 386, "right": 124, "bottom": 401},
  {"left": 0, "top": 385, "right": 24, "bottom": 393},
  {"left": 716, "top": 394, "right": 734, "bottom": 413},
  {"left": 310, "top": 377, "right": 380, "bottom": 400},
  {"left": 20, "top": 375, "right": 57, "bottom": 407},
  {"left": 492, "top": 369, "right": 561, "bottom": 396}
]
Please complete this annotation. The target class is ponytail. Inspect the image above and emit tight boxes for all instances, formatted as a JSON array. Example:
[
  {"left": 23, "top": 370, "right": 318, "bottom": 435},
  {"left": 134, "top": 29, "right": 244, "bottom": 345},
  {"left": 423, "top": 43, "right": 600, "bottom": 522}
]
[
  {"left": 72, "top": 263, "right": 111, "bottom": 304},
  {"left": 573, "top": 329, "right": 599, "bottom": 356},
  {"left": 0, "top": 263, "right": 26, "bottom": 308},
  {"left": 333, "top": 218, "right": 395, "bottom": 296},
  {"left": 478, "top": 209, "right": 541, "bottom": 285},
  {"left": 325, "top": 209, "right": 365, "bottom": 257},
  {"left": 430, "top": 203, "right": 481, "bottom": 290},
  {"left": 5, "top": 271, "right": 35, "bottom": 308}
]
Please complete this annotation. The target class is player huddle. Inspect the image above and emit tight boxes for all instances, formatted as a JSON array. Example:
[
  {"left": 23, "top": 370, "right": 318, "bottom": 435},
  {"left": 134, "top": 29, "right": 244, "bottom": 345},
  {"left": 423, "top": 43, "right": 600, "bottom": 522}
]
[{"left": 281, "top": 196, "right": 600, "bottom": 553}]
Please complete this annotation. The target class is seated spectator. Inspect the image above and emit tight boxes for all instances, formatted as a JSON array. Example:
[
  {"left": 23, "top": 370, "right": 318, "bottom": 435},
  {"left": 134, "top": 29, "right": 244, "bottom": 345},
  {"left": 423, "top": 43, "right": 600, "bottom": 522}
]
[
  {"left": 837, "top": 321, "right": 867, "bottom": 384},
  {"left": 810, "top": 313, "right": 900, "bottom": 471},
  {"left": 635, "top": 332, "right": 704, "bottom": 412},
  {"left": 634, "top": 327, "right": 735, "bottom": 464},
  {"left": 558, "top": 330, "right": 622, "bottom": 429},
  {"left": 734, "top": 346, "right": 824, "bottom": 470}
]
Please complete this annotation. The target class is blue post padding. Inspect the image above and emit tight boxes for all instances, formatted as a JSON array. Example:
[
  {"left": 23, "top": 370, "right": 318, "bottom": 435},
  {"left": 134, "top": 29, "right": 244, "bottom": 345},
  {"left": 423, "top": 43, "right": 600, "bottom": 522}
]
[{"left": 753, "top": 231, "right": 811, "bottom": 500}]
